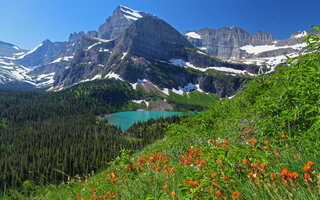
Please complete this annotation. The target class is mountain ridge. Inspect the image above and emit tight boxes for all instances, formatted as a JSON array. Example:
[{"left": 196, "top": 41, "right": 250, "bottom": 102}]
[{"left": 0, "top": 5, "right": 314, "bottom": 96}]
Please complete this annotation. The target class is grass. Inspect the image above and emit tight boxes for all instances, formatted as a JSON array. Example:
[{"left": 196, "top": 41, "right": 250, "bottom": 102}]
[{"left": 167, "top": 90, "right": 219, "bottom": 107}]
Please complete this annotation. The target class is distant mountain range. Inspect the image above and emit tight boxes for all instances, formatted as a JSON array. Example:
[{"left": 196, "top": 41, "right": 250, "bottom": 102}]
[
  {"left": 185, "top": 27, "right": 316, "bottom": 66},
  {"left": 0, "top": 5, "right": 316, "bottom": 96}
]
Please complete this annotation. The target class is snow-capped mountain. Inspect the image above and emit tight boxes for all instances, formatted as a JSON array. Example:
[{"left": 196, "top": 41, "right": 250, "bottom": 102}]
[
  {"left": 0, "top": 41, "right": 35, "bottom": 85},
  {"left": 98, "top": 5, "right": 151, "bottom": 40}
]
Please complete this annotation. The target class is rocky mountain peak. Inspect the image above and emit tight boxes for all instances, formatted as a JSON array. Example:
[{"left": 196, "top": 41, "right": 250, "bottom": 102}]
[
  {"left": 68, "top": 32, "right": 85, "bottom": 43},
  {"left": 290, "top": 30, "right": 318, "bottom": 39},
  {"left": 251, "top": 30, "right": 276, "bottom": 45},
  {"left": 97, "top": 5, "right": 150, "bottom": 40}
]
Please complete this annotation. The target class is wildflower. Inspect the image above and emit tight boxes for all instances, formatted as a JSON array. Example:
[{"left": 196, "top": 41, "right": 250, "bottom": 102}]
[
  {"left": 304, "top": 165, "right": 311, "bottom": 172},
  {"left": 225, "top": 139, "right": 230, "bottom": 145},
  {"left": 249, "top": 128, "right": 253, "bottom": 132},
  {"left": 288, "top": 172, "right": 299, "bottom": 181},
  {"left": 78, "top": 198, "right": 83, "bottom": 200},
  {"left": 275, "top": 152, "right": 280, "bottom": 157},
  {"left": 156, "top": 167, "right": 162, "bottom": 171},
  {"left": 91, "top": 188, "right": 97, "bottom": 192},
  {"left": 148, "top": 178, "right": 152, "bottom": 183},
  {"left": 200, "top": 160, "right": 207, "bottom": 165},
  {"left": 253, "top": 164, "right": 258, "bottom": 170},
  {"left": 248, "top": 172, "right": 255, "bottom": 179},
  {"left": 263, "top": 146, "right": 267, "bottom": 151},
  {"left": 171, "top": 191, "right": 177, "bottom": 197},
  {"left": 211, "top": 173, "right": 217, "bottom": 178},
  {"left": 307, "top": 161, "right": 314, "bottom": 167},
  {"left": 77, "top": 193, "right": 81, "bottom": 196},
  {"left": 265, "top": 140, "right": 269, "bottom": 145},
  {"left": 188, "top": 180, "right": 199, "bottom": 188},
  {"left": 281, "top": 134, "right": 286, "bottom": 139},
  {"left": 243, "top": 130, "right": 247, "bottom": 134},
  {"left": 216, "top": 190, "right": 222, "bottom": 196},
  {"left": 305, "top": 173, "right": 311, "bottom": 180},
  {"left": 281, "top": 168, "right": 288, "bottom": 180},
  {"left": 294, "top": 154, "right": 299, "bottom": 159},
  {"left": 232, "top": 191, "right": 241, "bottom": 200},
  {"left": 261, "top": 163, "right": 267, "bottom": 169},
  {"left": 163, "top": 184, "right": 168, "bottom": 190},
  {"left": 305, "top": 173, "right": 311, "bottom": 189},
  {"left": 270, "top": 172, "right": 277, "bottom": 180}
]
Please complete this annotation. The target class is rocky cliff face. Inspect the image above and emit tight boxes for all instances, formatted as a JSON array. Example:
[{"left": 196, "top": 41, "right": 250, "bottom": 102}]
[
  {"left": 186, "top": 27, "right": 318, "bottom": 67},
  {"left": 186, "top": 27, "right": 252, "bottom": 60},
  {"left": 251, "top": 31, "right": 275, "bottom": 45}
]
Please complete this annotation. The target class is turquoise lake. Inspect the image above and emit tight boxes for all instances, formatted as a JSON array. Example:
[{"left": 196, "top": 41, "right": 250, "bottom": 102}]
[{"left": 104, "top": 111, "right": 182, "bottom": 131}]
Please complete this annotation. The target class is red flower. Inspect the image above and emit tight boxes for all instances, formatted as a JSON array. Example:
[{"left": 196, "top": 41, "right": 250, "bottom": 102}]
[
  {"left": 270, "top": 172, "right": 277, "bottom": 180},
  {"left": 232, "top": 191, "right": 241, "bottom": 200},
  {"left": 281, "top": 168, "right": 288, "bottom": 180},
  {"left": 307, "top": 161, "right": 314, "bottom": 167},
  {"left": 305, "top": 173, "right": 311, "bottom": 180},
  {"left": 304, "top": 165, "right": 311, "bottom": 172}
]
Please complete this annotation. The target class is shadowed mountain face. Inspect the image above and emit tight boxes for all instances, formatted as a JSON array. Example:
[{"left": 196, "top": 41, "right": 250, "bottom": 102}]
[{"left": 113, "top": 16, "right": 194, "bottom": 60}]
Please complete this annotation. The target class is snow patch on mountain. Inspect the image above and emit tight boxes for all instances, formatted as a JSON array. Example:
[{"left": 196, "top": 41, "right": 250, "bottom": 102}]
[
  {"left": 172, "top": 83, "right": 198, "bottom": 95},
  {"left": 105, "top": 72, "right": 123, "bottom": 80},
  {"left": 169, "top": 59, "right": 186, "bottom": 67},
  {"left": 120, "top": 5, "right": 143, "bottom": 21},
  {"left": 121, "top": 52, "right": 128, "bottom": 60},
  {"left": 87, "top": 42, "right": 102, "bottom": 51},
  {"left": 50, "top": 56, "right": 73, "bottom": 64},
  {"left": 36, "top": 72, "right": 55, "bottom": 81},
  {"left": 294, "top": 31, "right": 307, "bottom": 38},
  {"left": 91, "top": 37, "right": 112, "bottom": 43},
  {"left": 185, "top": 62, "right": 254, "bottom": 75},
  {"left": 90, "top": 74, "right": 102, "bottom": 81},
  {"left": 240, "top": 43, "right": 307, "bottom": 55},
  {"left": 35, "top": 72, "right": 55, "bottom": 87},
  {"left": 186, "top": 32, "right": 202, "bottom": 39},
  {"left": 132, "top": 100, "right": 149, "bottom": 107},
  {"left": 17, "top": 43, "right": 43, "bottom": 59}
]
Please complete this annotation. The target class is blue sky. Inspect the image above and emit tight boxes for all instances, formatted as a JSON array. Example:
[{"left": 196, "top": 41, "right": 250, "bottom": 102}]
[{"left": 1, "top": 0, "right": 319, "bottom": 50}]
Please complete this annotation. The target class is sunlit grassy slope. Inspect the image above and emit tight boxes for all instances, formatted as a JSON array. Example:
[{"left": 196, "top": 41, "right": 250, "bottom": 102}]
[{"left": 4, "top": 27, "right": 320, "bottom": 200}]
